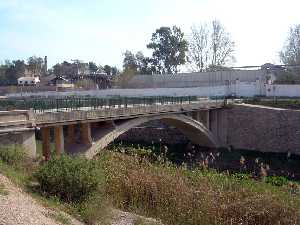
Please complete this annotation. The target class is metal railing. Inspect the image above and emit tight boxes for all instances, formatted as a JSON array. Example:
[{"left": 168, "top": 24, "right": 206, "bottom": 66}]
[{"left": 0, "top": 96, "right": 217, "bottom": 113}]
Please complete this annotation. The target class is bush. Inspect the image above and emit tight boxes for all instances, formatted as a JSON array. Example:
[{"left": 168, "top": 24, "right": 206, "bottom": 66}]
[
  {"left": 34, "top": 155, "right": 103, "bottom": 202},
  {"left": 0, "top": 145, "right": 26, "bottom": 168},
  {"left": 265, "top": 176, "right": 289, "bottom": 186}
]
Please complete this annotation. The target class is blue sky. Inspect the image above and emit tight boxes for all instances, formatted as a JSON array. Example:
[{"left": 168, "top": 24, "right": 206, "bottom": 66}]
[{"left": 0, "top": 0, "right": 300, "bottom": 70}]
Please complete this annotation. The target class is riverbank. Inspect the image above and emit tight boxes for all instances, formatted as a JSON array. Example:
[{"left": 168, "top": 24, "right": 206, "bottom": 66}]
[{"left": 0, "top": 145, "right": 299, "bottom": 225}]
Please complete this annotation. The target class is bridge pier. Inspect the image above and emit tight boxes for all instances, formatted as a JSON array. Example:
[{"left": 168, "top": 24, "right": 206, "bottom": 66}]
[
  {"left": 67, "top": 124, "right": 76, "bottom": 146},
  {"left": 41, "top": 127, "right": 51, "bottom": 161},
  {"left": 54, "top": 126, "right": 64, "bottom": 155},
  {"left": 80, "top": 123, "right": 92, "bottom": 146}
]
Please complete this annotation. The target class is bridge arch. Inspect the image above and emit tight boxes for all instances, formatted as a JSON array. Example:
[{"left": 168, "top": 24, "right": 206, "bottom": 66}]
[{"left": 85, "top": 114, "right": 220, "bottom": 159}]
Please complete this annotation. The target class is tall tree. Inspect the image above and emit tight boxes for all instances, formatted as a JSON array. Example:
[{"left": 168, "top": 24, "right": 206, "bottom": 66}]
[
  {"left": 147, "top": 26, "right": 188, "bottom": 74},
  {"left": 123, "top": 50, "right": 138, "bottom": 72},
  {"left": 0, "top": 60, "right": 26, "bottom": 85},
  {"left": 188, "top": 20, "right": 235, "bottom": 72},
  {"left": 110, "top": 66, "right": 119, "bottom": 76},
  {"left": 53, "top": 63, "right": 62, "bottom": 76},
  {"left": 88, "top": 62, "right": 98, "bottom": 73},
  {"left": 103, "top": 65, "right": 112, "bottom": 75},
  {"left": 135, "top": 51, "right": 153, "bottom": 74},
  {"left": 280, "top": 24, "right": 300, "bottom": 65},
  {"left": 27, "top": 56, "right": 44, "bottom": 76}
]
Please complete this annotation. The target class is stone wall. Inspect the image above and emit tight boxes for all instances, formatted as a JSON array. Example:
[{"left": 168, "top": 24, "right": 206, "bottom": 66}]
[{"left": 227, "top": 104, "right": 300, "bottom": 154}]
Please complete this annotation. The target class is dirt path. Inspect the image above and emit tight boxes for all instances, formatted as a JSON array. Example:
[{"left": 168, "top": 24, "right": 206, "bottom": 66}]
[{"left": 0, "top": 173, "right": 83, "bottom": 225}]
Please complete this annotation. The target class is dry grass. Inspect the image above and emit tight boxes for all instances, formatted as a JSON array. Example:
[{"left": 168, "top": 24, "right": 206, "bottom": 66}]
[
  {"left": 99, "top": 152, "right": 300, "bottom": 225},
  {"left": 0, "top": 183, "right": 8, "bottom": 195}
]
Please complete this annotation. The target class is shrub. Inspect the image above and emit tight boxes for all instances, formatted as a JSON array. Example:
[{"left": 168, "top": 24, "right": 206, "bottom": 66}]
[
  {"left": 265, "top": 175, "right": 289, "bottom": 186},
  {"left": 34, "top": 154, "right": 103, "bottom": 202},
  {"left": 0, "top": 145, "right": 26, "bottom": 168}
]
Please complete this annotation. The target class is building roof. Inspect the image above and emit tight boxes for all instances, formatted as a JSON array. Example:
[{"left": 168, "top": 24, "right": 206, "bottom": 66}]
[{"left": 17, "top": 77, "right": 40, "bottom": 81}]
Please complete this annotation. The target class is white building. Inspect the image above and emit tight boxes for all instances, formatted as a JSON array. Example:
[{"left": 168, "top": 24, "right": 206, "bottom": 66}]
[{"left": 17, "top": 77, "right": 40, "bottom": 86}]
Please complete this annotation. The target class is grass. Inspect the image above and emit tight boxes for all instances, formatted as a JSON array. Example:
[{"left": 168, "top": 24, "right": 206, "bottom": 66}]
[{"left": 47, "top": 211, "right": 71, "bottom": 225}]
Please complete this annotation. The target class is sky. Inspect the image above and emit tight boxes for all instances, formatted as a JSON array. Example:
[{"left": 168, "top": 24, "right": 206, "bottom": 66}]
[{"left": 0, "top": 0, "right": 300, "bottom": 70}]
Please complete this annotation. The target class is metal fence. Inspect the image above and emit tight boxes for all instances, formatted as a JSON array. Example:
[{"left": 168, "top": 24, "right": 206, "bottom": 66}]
[{"left": 0, "top": 96, "right": 213, "bottom": 113}]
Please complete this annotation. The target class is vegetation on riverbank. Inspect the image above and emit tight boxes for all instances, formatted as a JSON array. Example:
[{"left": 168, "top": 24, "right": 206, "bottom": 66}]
[{"left": 0, "top": 145, "right": 299, "bottom": 225}]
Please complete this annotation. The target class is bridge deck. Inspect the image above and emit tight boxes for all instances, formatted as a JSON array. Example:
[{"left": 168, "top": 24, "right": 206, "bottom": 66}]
[{"left": 35, "top": 100, "right": 224, "bottom": 126}]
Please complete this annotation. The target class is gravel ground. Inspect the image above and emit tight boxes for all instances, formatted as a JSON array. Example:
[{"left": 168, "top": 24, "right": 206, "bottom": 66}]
[{"left": 0, "top": 173, "right": 83, "bottom": 225}]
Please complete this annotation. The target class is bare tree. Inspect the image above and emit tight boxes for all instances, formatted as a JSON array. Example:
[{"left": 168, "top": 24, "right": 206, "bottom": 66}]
[
  {"left": 188, "top": 24, "right": 209, "bottom": 72},
  {"left": 188, "top": 20, "right": 235, "bottom": 72},
  {"left": 280, "top": 24, "right": 300, "bottom": 65}
]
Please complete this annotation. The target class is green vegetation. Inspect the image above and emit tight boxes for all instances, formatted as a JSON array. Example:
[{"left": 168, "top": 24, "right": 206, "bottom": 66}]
[
  {"left": 0, "top": 145, "right": 27, "bottom": 168},
  {"left": 265, "top": 176, "right": 289, "bottom": 186},
  {"left": 0, "top": 145, "right": 299, "bottom": 225},
  {"left": 34, "top": 155, "right": 103, "bottom": 202}
]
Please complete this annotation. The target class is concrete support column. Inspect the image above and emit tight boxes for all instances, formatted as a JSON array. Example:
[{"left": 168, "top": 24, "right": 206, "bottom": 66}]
[
  {"left": 67, "top": 124, "right": 76, "bottom": 146},
  {"left": 41, "top": 127, "right": 51, "bottom": 161},
  {"left": 80, "top": 123, "right": 92, "bottom": 146},
  {"left": 54, "top": 126, "right": 64, "bottom": 155},
  {"left": 21, "top": 130, "right": 37, "bottom": 158}
]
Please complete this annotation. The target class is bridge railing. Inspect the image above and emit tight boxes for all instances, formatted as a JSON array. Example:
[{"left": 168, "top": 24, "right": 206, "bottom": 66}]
[{"left": 0, "top": 96, "right": 224, "bottom": 113}]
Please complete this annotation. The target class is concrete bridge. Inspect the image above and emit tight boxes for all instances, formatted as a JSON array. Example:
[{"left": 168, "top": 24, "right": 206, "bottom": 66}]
[{"left": 0, "top": 97, "right": 226, "bottom": 159}]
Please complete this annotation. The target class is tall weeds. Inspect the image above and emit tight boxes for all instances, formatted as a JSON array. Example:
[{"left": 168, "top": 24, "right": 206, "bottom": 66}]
[{"left": 99, "top": 152, "right": 300, "bottom": 225}]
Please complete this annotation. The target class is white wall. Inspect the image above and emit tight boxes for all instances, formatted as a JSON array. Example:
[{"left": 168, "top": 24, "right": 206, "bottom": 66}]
[
  {"left": 7, "top": 81, "right": 263, "bottom": 98},
  {"left": 126, "top": 70, "right": 267, "bottom": 88},
  {"left": 266, "top": 84, "right": 300, "bottom": 97},
  {"left": 10, "top": 83, "right": 300, "bottom": 98}
]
